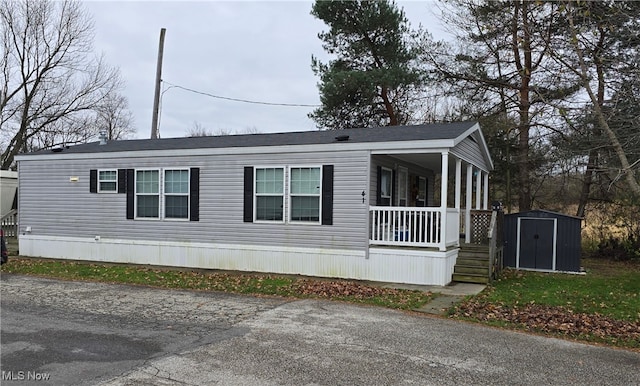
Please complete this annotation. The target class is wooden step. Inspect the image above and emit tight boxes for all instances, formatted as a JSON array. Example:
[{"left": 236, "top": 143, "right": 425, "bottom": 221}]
[
  {"left": 454, "top": 245, "right": 490, "bottom": 284},
  {"left": 456, "top": 257, "right": 490, "bottom": 267},
  {"left": 454, "top": 265, "right": 489, "bottom": 275},
  {"left": 452, "top": 273, "right": 490, "bottom": 284},
  {"left": 460, "top": 243, "right": 489, "bottom": 251},
  {"left": 457, "top": 251, "right": 490, "bottom": 261}
]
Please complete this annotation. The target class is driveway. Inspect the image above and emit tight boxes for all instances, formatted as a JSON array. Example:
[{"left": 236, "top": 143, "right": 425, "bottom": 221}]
[{"left": 1, "top": 274, "right": 638, "bottom": 385}]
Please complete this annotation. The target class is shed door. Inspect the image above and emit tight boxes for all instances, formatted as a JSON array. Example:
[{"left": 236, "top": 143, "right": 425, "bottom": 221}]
[{"left": 518, "top": 218, "right": 555, "bottom": 270}]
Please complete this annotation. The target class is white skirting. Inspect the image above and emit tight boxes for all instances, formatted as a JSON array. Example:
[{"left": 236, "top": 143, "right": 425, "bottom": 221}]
[
  {"left": 368, "top": 247, "right": 458, "bottom": 286},
  {"left": 19, "top": 235, "right": 458, "bottom": 286}
]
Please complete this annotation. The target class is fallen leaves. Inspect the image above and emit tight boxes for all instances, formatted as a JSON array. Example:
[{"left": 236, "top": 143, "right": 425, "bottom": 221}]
[
  {"left": 452, "top": 300, "right": 640, "bottom": 346},
  {"left": 295, "top": 279, "right": 399, "bottom": 298},
  {"left": 292, "top": 279, "right": 432, "bottom": 308}
]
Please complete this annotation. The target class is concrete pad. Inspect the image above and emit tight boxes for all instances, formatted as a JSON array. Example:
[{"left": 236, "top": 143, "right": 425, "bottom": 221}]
[
  {"left": 377, "top": 281, "right": 486, "bottom": 296},
  {"left": 414, "top": 295, "right": 463, "bottom": 315}
]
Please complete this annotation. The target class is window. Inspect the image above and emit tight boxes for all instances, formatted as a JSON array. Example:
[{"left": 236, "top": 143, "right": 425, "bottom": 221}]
[
  {"left": 98, "top": 170, "right": 117, "bottom": 192},
  {"left": 290, "top": 167, "right": 321, "bottom": 222},
  {"left": 136, "top": 170, "right": 160, "bottom": 218},
  {"left": 245, "top": 165, "right": 333, "bottom": 225},
  {"left": 255, "top": 167, "right": 284, "bottom": 221},
  {"left": 126, "top": 168, "right": 198, "bottom": 221},
  {"left": 164, "top": 170, "right": 189, "bottom": 219},
  {"left": 380, "top": 167, "right": 393, "bottom": 206},
  {"left": 134, "top": 169, "right": 191, "bottom": 219}
]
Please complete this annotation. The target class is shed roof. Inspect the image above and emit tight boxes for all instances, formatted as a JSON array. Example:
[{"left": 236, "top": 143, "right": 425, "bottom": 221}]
[
  {"left": 23, "top": 121, "right": 479, "bottom": 155},
  {"left": 505, "top": 209, "right": 583, "bottom": 221}
]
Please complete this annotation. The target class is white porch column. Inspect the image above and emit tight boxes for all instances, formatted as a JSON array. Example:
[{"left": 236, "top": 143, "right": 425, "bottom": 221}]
[
  {"left": 454, "top": 158, "right": 461, "bottom": 247},
  {"left": 475, "top": 169, "right": 482, "bottom": 210},
  {"left": 483, "top": 172, "right": 489, "bottom": 210},
  {"left": 465, "top": 164, "right": 472, "bottom": 244},
  {"left": 440, "top": 151, "right": 449, "bottom": 251},
  {"left": 455, "top": 158, "right": 461, "bottom": 210}
]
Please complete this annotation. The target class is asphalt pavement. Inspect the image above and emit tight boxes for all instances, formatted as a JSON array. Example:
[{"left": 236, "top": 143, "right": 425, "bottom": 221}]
[{"left": 1, "top": 274, "right": 638, "bottom": 385}]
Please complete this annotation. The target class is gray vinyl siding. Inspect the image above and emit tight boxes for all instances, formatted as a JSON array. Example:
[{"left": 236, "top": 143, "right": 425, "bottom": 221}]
[
  {"left": 451, "top": 135, "right": 490, "bottom": 172},
  {"left": 18, "top": 149, "right": 370, "bottom": 251}
]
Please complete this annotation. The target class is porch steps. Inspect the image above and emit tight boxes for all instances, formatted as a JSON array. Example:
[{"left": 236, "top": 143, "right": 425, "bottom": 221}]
[{"left": 453, "top": 244, "right": 490, "bottom": 284}]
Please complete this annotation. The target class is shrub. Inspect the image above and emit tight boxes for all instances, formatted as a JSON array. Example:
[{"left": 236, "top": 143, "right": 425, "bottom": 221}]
[{"left": 595, "top": 236, "right": 640, "bottom": 261}]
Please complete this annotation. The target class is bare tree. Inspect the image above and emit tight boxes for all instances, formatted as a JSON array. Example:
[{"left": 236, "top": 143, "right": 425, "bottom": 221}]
[
  {"left": 186, "top": 121, "right": 217, "bottom": 137},
  {"left": 551, "top": 1, "right": 640, "bottom": 200},
  {"left": 186, "top": 121, "right": 260, "bottom": 137},
  {"left": 0, "top": 0, "right": 123, "bottom": 168},
  {"left": 92, "top": 93, "right": 135, "bottom": 140}
]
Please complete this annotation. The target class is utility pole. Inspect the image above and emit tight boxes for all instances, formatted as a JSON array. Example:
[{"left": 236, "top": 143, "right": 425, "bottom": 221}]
[{"left": 151, "top": 28, "right": 166, "bottom": 139}]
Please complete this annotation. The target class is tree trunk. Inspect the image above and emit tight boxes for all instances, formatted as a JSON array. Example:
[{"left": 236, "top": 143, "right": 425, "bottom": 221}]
[
  {"left": 513, "top": 0, "right": 533, "bottom": 211},
  {"left": 576, "top": 155, "right": 595, "bottom": 217},
  {"left": 567, "top": 9, "right": 640, "bottom": 197},
  {"left": 576, "top": 23, "right": 608, "bottom": 218},
  {"left": 380, "top": 85, "right": 398, "bottom": 126}
]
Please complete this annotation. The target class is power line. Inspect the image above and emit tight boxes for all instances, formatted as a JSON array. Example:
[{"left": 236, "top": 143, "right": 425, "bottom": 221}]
[{"left": 162, "top": 81, "right": 320, "bottom": 107}]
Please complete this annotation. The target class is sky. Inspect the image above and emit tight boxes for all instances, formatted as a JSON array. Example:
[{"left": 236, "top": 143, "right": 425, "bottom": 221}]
[{"left": 83, "top": 1, "right": 448, "bottom": 139}]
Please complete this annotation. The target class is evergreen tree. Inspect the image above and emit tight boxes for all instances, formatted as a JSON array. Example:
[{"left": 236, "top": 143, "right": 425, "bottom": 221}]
[{"left": 309, "top": 0, "right": 424, "bottom": 130}]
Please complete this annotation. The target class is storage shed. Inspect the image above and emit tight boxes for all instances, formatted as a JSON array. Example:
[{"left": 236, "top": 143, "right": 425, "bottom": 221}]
[{"left": 503, "top": 210, "right": 582, "bottom": 272}]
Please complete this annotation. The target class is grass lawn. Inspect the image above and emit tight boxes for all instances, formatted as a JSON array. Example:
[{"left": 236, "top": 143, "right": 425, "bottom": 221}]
[
  {"left": 451, "top": 258, "right": 640, "bottom": 349},
  {"left": 0, "top": 257, "right": 433, "bottom": 311}
]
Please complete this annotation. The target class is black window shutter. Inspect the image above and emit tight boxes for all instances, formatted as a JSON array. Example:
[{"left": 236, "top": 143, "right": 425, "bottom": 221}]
[
  {"left": 117, "top": 169, "right": 126, "bottom": 194},
  {"left": 190, "top": 167, "right": 200, "bottom": 221},
  {"left": 243, "top": 167, "right": 253, "bottom": 222},
  {"left": 126, "top": 169, "right": 135, "bottom": 219},
  {"left": 321, "top": 165, "right": 334, "bottom": 225},
  {"left": 376, "top": 166, "right": 382, "bottom": 206},
  {"left": 89, "top": 169, "right": 97, "bottom": 193}
]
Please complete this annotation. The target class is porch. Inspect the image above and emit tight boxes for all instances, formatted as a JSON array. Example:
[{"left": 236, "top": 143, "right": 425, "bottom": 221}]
[
  {"left": 366, "top": 122, "right": 493, "bottom": 255},
  {"left": 364, "top": 123, "right": 495, "bottom": 285},
  {"left": 369, "top": 206, "right": 494, "bottom": 250}
]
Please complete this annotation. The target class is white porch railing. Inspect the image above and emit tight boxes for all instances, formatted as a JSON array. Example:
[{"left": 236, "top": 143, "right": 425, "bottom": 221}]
[
  {"left": 370, "top": 206, "right": 460, "bottom": 249},
  {"left": 1, "top": 209, "right": 17, "bottom": 237}
]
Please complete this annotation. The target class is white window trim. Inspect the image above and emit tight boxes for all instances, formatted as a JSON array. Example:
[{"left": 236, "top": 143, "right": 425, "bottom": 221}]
[
  {"left": 397, "top": 166, "right": 408, "bottom": 206},
  {"left": 97, "top": 169, "right": 118, "bottom": 193},
  {"left": 288, "top": 165, "right": 322, "bottom": 224},
  {"left": 134, "top": 168, "right": 191, "bottom": 221},
  {"left": 254, "top": 166, "right": 286, "bottom": 224},
  {"left": 163, "top": 169, "right": 191, "bottom": 221},
  {"left": 417, "top": 176, "right": 427, "bottom": 206},
  {"left": 135, "top": 168, "right": 161, "bottom": 220}
]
